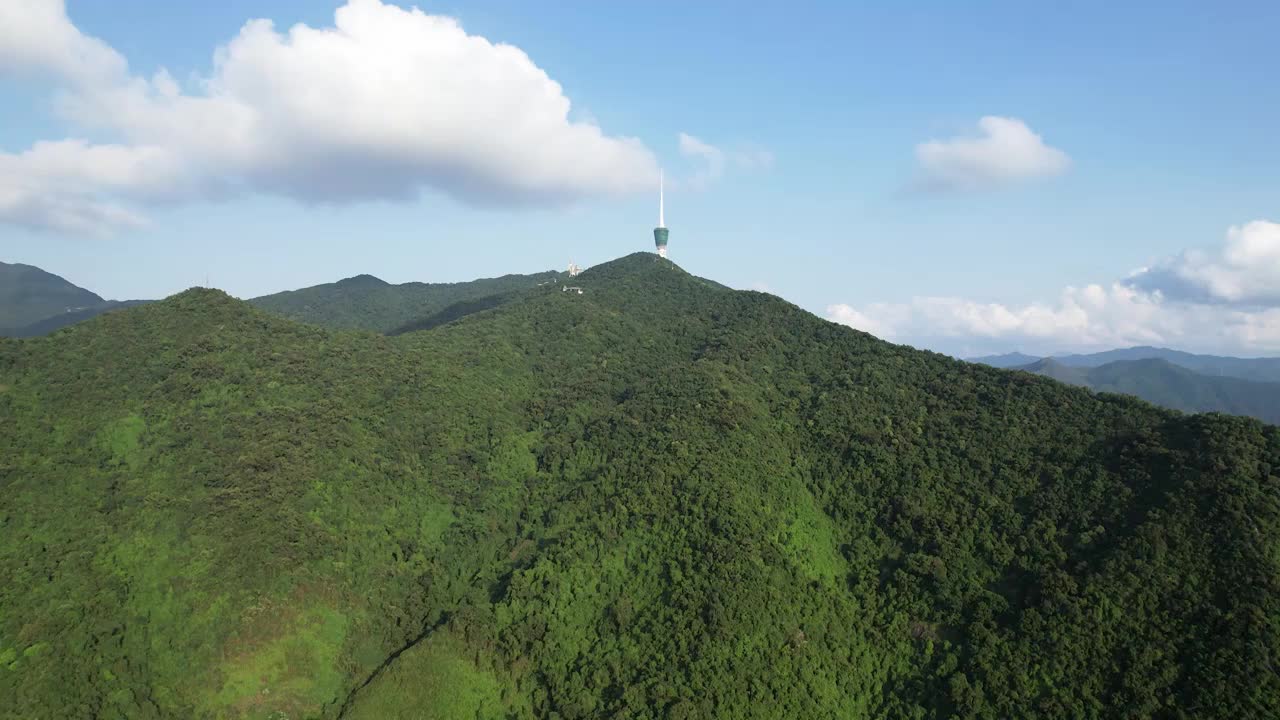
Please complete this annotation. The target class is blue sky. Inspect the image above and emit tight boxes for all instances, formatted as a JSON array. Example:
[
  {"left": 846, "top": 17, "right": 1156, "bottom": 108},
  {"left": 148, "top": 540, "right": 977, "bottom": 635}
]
[{"left": 2, "top": 0, "right": 1277, "bottom": 355}]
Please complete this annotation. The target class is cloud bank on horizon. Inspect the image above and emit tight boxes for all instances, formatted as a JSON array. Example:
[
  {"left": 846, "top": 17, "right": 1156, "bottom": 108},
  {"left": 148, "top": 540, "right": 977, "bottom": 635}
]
[
  {"left": 0, "top": 0, "right": 751, "bottom": 236},
  {"left": 1126, "top": 221, "right": 1280, "bottom": 307},
  {"left": 828, "top": 220, "right": 1280, "bottom": 356}
]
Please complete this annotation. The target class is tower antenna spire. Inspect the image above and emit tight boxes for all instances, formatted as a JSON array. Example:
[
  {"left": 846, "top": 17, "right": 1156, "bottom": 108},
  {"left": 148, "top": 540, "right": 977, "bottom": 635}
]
[{"left": 653, "top": 169, "right": 669, "bottom": 258}]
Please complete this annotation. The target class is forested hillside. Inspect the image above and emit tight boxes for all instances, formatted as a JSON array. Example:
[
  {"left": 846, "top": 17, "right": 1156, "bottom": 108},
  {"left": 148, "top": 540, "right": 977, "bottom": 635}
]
[
  {"left": 1, "top": 253, "right": 1277, "bottom": 719},
  {"left": 249, "top": 270, "right": 562, "bottom": 332}
]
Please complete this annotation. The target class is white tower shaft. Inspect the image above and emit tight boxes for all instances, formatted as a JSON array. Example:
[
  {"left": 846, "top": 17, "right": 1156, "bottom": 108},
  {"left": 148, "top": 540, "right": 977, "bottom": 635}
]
[{"left": 659, "top": 170, "right": 665, "bottom": 228}]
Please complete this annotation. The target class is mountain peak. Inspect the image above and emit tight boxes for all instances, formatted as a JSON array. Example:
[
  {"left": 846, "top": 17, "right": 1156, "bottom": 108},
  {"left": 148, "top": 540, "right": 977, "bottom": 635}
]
[
  {"left": 150, "top": 287, "right": 270, "bottom": 325},
  {"left": 335, "top": 274, "right": 390, "bottom": 288},
  {"left": 581, "top": 251, "right": 681, "bottom": 277},
  {"left": 168, "top": 286, "right": 239, "bottom": 303}
]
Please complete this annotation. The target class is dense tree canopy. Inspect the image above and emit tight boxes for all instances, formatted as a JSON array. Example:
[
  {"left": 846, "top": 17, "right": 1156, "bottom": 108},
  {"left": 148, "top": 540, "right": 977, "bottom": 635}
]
[{"left": 1, "top": 253, "right": 1276, "bottom": 719}]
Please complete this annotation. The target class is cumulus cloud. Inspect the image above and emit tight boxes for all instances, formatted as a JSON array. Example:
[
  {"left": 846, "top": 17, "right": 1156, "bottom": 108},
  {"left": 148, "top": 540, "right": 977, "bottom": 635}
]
[
  {"left": 827, "top": 221, "right": 1280, "bottom": 355},
  {"left": 678, "top": 132, "right": 773, "bottom": 190},
  {"left": 1, "top": 0, "right": 670, "bottom": 234},
  {"left": 1125, "top": 221, "right": 1280, "bottom": 306},
  {"left": 915, "top": 116, "right": 1070, "bottom": 191},
  {"left": 0, "top": 179, "right": 147, "bottom": 237},
  {"left": 0, "top": 0, "right": 126, "bottom": 82},
  {"left": 0, "top": 140, "right": 178, "bottom": 235}
]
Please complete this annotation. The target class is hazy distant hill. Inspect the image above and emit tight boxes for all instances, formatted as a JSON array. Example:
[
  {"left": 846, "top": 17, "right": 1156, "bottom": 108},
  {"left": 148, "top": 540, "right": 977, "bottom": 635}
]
[
  {"left": 974, "top": 346, "right": 1280, "bottom": 384},
  {"left": 3, "top": 300, "right": 153, "bottom": 337},
  {"left": 3, "top": 253, "right": 1277, "bottom": 718},
  {"left": 967, "top": 351, "right": 1041, "bottom": 368},
  {"left": 1016, "top": 357, "right": 1280, "bottom": 424},
  {"left": 1052, "top": 345, "right": 1280, "bottom": 384},
  {"left": 250, "top": 270, "right": 563, "bottom": 333},
  {"left": 0, "top": 261, "right": 104, "bottom": 331},
  {"left": 1013, "top": 357, "right": 1091, "bottom": 386}
]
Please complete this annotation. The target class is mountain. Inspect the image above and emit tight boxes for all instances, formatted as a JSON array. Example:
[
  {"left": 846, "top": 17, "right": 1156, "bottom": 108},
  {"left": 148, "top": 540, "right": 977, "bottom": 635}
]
[
  {"left": 1053, "top": 346, "right": 1280, "bottom": 383},
  {"left": 2, "top": 300, "right": 153, "bottom": 338},
  {"left": 386, "top": 290, "right": 526, "bottom": 335},
  {"left": 1086, "top": 358, "right": 1280, "bottom": 424},
  {"left": 1010, "top": 357, "right": 1091, "bottom": 386},
  {"left": 249, "top": 270, "right": 564, "bottom": 333},
  {"left": 966, "top": 351, "right": 1040, "bottom": 368},
  {"left": 1013, "top": 357, "right": 1280, "bottom": 424},
  {"left": 0, "top": 261, "right": 104, "bottom": 331},
  {"left": 2, "top": 253, "right": 1277, "bottom": 719}
]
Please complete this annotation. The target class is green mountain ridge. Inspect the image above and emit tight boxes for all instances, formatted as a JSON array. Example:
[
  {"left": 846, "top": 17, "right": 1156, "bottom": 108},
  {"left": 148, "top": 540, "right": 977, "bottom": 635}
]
[
  {"left": 1, "top": 262, "right": 562, "bottom": 338},
  {"left": 249, "top": 269, "right": 565, "bottom": 333},
  {"left": 2, "top": 253, "right": 1278, "bottom": 719}
]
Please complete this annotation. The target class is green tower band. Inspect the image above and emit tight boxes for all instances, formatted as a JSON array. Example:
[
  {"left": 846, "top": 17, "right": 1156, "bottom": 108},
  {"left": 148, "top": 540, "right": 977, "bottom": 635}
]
[{"left": 654, "top": 227, "right": 669, "bottom": 258}]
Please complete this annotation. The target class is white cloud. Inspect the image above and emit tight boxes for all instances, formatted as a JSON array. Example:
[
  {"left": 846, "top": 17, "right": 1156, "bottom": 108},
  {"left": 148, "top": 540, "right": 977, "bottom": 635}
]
[
  {"left": 1, "top": 0, "right": 666, "bottom": 234},
  {"left": 915, "top": 116, "right": 1070, "bottom": 191},
  {"left": 0, "top": 179, "right": 147, "bottom": 237},
  {"left": 678, "top": 132, "right": 773, "bottom": 190},
  {"left": 0, "top": 0, "right": 126, "bottom": 82},
  {"left": 827, "top": 220, "right": 1280, "bottom": 356},
  {"left": 827, "top": 304, "right": 896, "bottom": 339},
  {"left": 1126, "top": 220, "right": 1280, "bottom": 306}
]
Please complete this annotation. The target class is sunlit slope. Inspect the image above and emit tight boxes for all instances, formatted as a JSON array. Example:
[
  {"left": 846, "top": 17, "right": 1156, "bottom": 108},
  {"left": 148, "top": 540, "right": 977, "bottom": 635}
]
[
  {"left": 1, "top": 253, "right": 1277, "bottom": 719},
  {"left": 0, "top": 289, "right": 542, "bottom": 718}
]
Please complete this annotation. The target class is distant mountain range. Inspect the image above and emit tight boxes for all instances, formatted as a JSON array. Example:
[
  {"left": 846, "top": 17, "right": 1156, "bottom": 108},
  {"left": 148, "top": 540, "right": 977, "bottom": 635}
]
[
  {"left": 972, "top": 346, "right": 1280, "bottom": 384},
  {"left": 970, "top": 348, "right": 1280, "bottom": 424},
  {"left": 968, "top": 351, "right": 1041, "bottom": 368},
  {"left": 1013, "top": 357, "right": 1280, "bottom": 424}
]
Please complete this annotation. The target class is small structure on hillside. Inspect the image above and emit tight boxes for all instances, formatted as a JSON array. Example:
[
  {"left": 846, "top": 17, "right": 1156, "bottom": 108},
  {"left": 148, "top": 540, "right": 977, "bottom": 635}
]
[{"left": 562, "top": 285, "right": 583, "bottom": 295}]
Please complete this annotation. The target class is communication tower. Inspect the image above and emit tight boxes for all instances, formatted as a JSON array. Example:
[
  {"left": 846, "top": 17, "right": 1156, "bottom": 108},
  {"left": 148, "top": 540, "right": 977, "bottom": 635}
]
[{"left": 653, "top": 170, "right": 669, "bottom": 258}]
